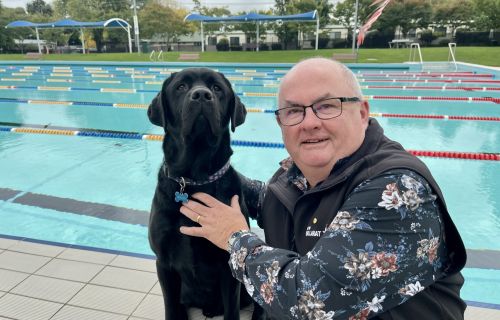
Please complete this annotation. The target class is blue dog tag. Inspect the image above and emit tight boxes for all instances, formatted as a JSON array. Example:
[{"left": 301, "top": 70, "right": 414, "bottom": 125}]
[{"left": 174, "top": 191, "right": 189, "bottom": 203}]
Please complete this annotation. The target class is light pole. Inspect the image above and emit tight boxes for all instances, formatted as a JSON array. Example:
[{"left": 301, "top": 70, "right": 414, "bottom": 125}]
[
  {"left": 132, "top": 0, "right": 141, "bottom": 53},
  {"left": 351, "top": 0, "right": 359, "bottom": 53}
]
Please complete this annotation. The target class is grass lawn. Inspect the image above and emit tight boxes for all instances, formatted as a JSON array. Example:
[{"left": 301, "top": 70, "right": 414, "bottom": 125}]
[{"left": 0, "top": 47, "right": 498, "bottom": 67}]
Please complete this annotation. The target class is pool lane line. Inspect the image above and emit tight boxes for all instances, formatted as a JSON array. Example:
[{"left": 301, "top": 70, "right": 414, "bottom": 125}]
[
  {"left": 1, "top": 124, "right": 499, "bottom": 161},
  {"left": 360, "top": 85, "right": 500, "bottom": 92},
  {"left": 3, "top": 84, "right": 500, "bottom": 94},
  {"left": 242, "top": 93, "right": 500, "bottom": 103}
]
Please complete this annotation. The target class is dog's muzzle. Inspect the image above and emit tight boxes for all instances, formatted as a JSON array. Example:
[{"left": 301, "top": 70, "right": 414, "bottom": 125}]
[
  {"left": 182, "top": 87, "right": 221, "bottom": 137},
  {"left": 189, "top": 87, "right": 213, "bottom": 103}
]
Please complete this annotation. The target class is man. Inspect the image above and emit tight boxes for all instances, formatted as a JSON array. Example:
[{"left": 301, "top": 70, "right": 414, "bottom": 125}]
[{"left": 180, "top": 58, "right": 466, "bottom": 319}]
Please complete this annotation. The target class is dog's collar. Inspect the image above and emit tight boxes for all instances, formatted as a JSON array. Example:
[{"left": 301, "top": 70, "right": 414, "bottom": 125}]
[{"left": 163, "top": 160, "right": 231, "bottom": 203}]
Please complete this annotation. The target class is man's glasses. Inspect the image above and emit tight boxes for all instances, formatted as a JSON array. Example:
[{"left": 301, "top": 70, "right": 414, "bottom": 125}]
[{"left": 274, "top": 97, "right": 361, "bottom": 126}]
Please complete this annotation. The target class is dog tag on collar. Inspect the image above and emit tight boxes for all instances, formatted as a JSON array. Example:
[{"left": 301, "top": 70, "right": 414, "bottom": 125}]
[
  {"left": 174, "top": 177, "right": 188, "bottom": 203},
  {"left": 174, "top": 191, "right": 189, "bottom": 203}
]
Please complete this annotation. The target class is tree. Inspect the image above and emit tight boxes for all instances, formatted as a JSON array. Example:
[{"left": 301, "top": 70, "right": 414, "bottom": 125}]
[
  {"left": 333, "top": 0, "right": 373, "bottom": 39},
  {"left": 231, "top": 10, "right": 272, "bottom": 47},
  {"left": 272, "top": 0, "right": 298, "bottom": 49},
  {"left": 27, "top": 0, "right": 53, "bottom": 16},
  {"left": 138, "top": 2, "right": 194, "bottom": 50},
  {"left": 432, "top": 0, "right": 474, "bottom": 35},
  {"left": 472, "top": 0, "right": 500, "bottom": 31},
  {"left": 191, "top": 1, "right": 233, "bottom": 38},
  {"left": 0, "top": 7, "right": 33, "bottom": 53},
  {"left": 52, "top": 0, "right": 131, "bottom": 52},
  {"left": 373, "top": 0, "right": 432, "bottom": 38}
]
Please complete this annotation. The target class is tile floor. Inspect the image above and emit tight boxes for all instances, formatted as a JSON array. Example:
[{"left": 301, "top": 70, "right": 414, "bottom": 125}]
[{"left": 0, "top": 236, "right": 499, "bottom": 320}]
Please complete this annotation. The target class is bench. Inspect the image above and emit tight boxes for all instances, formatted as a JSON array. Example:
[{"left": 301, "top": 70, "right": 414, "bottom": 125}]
[
  {"left": 25, "top": 52, "right": 42, "bottom": 60},
  {"left": 332, "top": 53, "right": 358, "bottom": 62},
  {"left": 178, "top": 53, "right": 200, "bottom": 61}
]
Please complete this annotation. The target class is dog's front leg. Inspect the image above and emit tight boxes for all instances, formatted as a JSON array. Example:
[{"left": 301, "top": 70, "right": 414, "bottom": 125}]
[
  {"left": 156, "top": 261, "right": 188, "bottom": 320},
  {"left": 220, "top": 274, "right": 241, "bottom": 320}
]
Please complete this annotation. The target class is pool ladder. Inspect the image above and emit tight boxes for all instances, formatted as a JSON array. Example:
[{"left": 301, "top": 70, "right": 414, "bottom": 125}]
[
  {"left": 149, "top": 50, "right": 165, "bottom": 62},
  {"left": 410, "top": 42, "right": 458, "bottom": 71}
]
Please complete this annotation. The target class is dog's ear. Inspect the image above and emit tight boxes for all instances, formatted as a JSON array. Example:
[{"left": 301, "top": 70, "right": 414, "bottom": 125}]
[
  {"left": 219, "top": 73, "right": 247, "bottom": 132},
  {"left": 147, "top": 73, "right": 177, "bottom": 129},
  {"left": 231, "top": 95, "right": 247, "bottom": 132}
]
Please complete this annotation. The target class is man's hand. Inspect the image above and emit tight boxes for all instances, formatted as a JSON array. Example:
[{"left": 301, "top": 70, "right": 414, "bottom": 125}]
[{"left": 179, "top": 193, "right": 250, "bottom": 250}]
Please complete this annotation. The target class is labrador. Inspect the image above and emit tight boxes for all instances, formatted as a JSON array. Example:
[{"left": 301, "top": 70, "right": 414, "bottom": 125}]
[{"left": 147, "top": 68, "right": 264, "bottom": 320}]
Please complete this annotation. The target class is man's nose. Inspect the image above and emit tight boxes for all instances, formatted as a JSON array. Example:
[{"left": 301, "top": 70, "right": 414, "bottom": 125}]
[{"left": 301, "top": 107, "right": 321, "bottom": 127}]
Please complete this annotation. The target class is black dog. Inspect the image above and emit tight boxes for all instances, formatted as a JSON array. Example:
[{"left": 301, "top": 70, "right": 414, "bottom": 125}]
[{"left": 148, "top": 68, "right": 263, "bottom": 320}]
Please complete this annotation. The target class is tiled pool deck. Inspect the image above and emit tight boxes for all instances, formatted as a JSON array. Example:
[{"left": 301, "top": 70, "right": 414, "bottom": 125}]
[{"left": 0, "top": 236, "right": 499, "bottom": 320}]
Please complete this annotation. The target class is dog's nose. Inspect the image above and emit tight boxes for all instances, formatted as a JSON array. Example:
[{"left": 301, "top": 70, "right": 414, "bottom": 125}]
[{"left": 190, "top": 88, "right": 212, "bottom": 102}]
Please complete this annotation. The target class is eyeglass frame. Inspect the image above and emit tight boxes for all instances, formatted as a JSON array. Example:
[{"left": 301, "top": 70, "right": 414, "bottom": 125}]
[{"left": 274, "top": 96, "right": 362, "bottom": 126}]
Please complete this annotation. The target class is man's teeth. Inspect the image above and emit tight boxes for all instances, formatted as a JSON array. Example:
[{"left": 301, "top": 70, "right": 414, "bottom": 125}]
[{"left": 304, "top": 139, "right": 326, "bottom": 143}]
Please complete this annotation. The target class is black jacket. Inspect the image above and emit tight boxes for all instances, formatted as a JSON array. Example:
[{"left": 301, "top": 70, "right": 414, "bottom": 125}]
[{"left": 259, "top": 118, "right": 467, "bottom": 319}]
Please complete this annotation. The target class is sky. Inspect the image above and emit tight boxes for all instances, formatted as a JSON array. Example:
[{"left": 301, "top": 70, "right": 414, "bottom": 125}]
[{"left": 2, "top": 0, "right": 276, "bottom": 12}]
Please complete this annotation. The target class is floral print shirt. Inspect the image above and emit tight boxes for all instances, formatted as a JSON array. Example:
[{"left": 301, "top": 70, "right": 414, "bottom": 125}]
[{"left": 229, "top": 168, "right": 448, "bottom": 319}]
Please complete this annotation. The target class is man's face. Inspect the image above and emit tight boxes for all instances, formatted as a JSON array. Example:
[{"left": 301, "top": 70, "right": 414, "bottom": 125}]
[{"left": 278, "top": 61, "right": 369, "bottom": 177}]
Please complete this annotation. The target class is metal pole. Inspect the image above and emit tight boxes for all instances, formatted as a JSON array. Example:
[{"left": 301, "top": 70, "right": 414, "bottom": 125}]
[
  {"left": 315, "top": 15, "right": 319, "bottom": 50},
  {"left": 351, "top": 0, "right": 359, "bottom": 52},
  {"left": 201, "top": 22, "right": 204, "bottom": 52},
  {"left": 80, "top": 28, "right": 85, "bottom": 54},
  {"left": 35, "top": 28, "right": 42, "bottom": 54},
  {"left": 256, "top": 22, "right": 260, "bottom": 52},
  {"left": 132, "top": 0, "right": 141, "bottom": 53}
]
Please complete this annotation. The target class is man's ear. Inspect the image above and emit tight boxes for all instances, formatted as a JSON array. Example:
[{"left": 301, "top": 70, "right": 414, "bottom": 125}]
[
  {"left": 147, "top": 73, "right": 177, "bottom": 129},
  {"left": 219, "top": 72, "right": 246, "bottom": 132}
]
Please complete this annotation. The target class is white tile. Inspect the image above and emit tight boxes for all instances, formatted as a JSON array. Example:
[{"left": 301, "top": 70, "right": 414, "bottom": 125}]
[
  {"left": 150, "top": 281, "right": 163, "bottom": 295},
  {"left": 51, "top": 305, "right": 127, "bottom": 320},
  {"left": 0, "top": 293, "right": 62, "bottom": 320},
  {"left": 68, "top": 284, "right": 145, "bottom": 315},
  {"left": 91, "top": 266, "right": 157, "bottom": 292},
  {"left": 58, "top": 247, "right": 116, "bottom": 265},
  {"left": 0, "top": 250, "right": 51, "bottom": 273},
  {"left": 0, "top": 268, "right": 29, "bottom": 291},
  {"left": 0, "top": 237, "right": 19, "bottom": 250},
  {"left": 8, "top": 241, "right": 65, "bottom": 257},
  {"left": 35, "top": 258, "right": 104, "bottom": 282},
  {"left": 110, "top": 254, "right": 157, "bottom": 272},
  {"left": 132, "top": 294, "right": 165, "bottom": 320},
  {"left": 465, "top": 306, "right": 500, "bottom": 320},
  {"left": 11, "top": 274, "right": 84, "bottom": 303}
]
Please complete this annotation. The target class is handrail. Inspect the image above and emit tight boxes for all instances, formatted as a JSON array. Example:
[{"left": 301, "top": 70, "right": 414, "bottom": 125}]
[
  {"left": 149, "top": 50, "right": 156, "bottom": 62},
  {"left": 409, "top": 43, "right": 423, "bottom": 65},
  {"left": 157, "top": 50, "right": 164, "bottom": 62},
  {"left": 448, "top": 42, "right": 458, "bottom": 71}
]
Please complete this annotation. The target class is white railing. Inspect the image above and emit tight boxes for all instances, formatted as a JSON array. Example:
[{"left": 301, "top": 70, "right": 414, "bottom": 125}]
[
  {"left": 409, "top": 43, "right": 423, "bottom": 64},
  {"left": 149, "top": 50, "right": 165, "bottom": 62},
  {"left": 448, "top": 42, "right": 458, "bottom": 71}
]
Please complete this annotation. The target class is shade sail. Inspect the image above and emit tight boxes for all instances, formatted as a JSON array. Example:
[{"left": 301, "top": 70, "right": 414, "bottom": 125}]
[
  {"left": 184, "top": 10, "right": 319, "bottom": 51},
  {"left": 184, "top": 10, "right": 317, "bottom": 23},
  {"left": 6, "top": 18, "right": 132, "bottom": 54}
]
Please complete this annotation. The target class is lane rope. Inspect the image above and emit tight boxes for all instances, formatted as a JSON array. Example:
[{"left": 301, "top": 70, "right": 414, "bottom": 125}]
[{"left": 1, "top": 125, "right": 498, "bottom": 161}]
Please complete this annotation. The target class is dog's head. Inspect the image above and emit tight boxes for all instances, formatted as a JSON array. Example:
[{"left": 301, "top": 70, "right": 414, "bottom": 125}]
[{"left": 147, "top": 68, "right": 246, "bottom": 138}]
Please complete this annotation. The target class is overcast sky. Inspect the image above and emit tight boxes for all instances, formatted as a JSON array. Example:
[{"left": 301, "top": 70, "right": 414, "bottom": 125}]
[{"left": 2, "top": 0, "right": 276, "bottom": 12}]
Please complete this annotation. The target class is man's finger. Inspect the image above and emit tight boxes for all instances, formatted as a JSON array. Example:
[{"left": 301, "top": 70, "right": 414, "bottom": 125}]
[
  {"left": 179, "top": 226, "right": 204, "bottom": 237},
  {"left": 230, "top": 195, "right": 240, "bottom": 210},
  {"left": 179, "top": 205, "right": 200, "bottom": 222},
  {"left": 190, "top": 192, "right": 220, "bottom": 207}
]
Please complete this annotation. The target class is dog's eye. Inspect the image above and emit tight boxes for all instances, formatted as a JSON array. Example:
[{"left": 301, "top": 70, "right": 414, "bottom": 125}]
[
  {"left": 177, "top": 84, "right": 187, "bottom": 91},
  {"left": 212, "top": 85, "right": 221, "bottom": 92}
]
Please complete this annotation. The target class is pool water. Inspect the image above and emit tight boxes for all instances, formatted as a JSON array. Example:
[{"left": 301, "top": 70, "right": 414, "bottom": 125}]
[{"left": 0, "top": 61, "right": 499, "bottom": 305}]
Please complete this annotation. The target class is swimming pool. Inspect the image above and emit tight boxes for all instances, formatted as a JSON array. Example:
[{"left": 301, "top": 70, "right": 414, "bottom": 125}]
[{"left": 0, "top": 61, "right": 499, "bottom": 307}]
